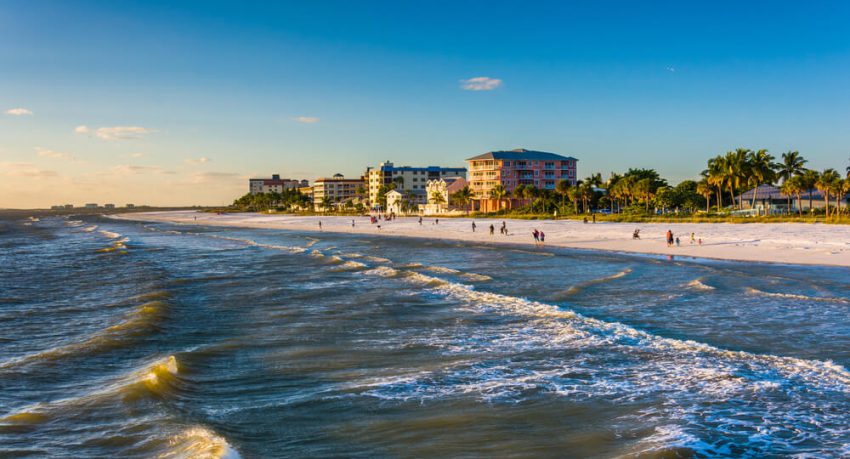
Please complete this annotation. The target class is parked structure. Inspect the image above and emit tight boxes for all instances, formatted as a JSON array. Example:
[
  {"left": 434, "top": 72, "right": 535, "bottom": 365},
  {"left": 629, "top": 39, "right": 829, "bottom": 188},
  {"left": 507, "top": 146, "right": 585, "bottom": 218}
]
[
  {"left": 310, "top": 174, "right": 364, "bottom": 211},
  {"left": 84, "top": 203, "right": 98, "bottom": 209},
  {"left": 365, "top": 161, "right": 466, "bottom": 207},
  {"left": 249, "top": 174, "right": 309, "bottom": 195},
  {"left": 466, "top": 148, "right": 578, "bottom": 212}
]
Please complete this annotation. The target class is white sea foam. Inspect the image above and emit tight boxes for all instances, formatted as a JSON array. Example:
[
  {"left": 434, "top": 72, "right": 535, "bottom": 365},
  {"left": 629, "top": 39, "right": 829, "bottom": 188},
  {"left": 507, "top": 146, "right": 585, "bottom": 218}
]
[
  {"left": 99, "top": 230, "right": 121, "bottom": 239},
  {"left": 82, "top": 225, "right": 98, "bottom": 232},
  {"left": 686, "top": 278, "right": 715, "bottom": 291},
  {"left": 157, "top": 426, "right": 241, "bottom": 459},
  {"left": 362, "top": 266, "right": 399, "bottom": 277},
  {"left": 747, "top": 287, "right": 849, "bottom": 304}
]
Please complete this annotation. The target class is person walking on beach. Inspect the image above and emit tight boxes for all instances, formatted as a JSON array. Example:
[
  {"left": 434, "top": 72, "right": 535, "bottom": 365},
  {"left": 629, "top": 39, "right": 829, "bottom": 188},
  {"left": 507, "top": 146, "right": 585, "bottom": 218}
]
[
  {"left": 690, "top": 232, "right": 695, "bottom": 245},
  {"left": 532, "top": 229, "right": 540, "bottom": 245},
  {"left": 501, "top": 221, "right": 507, "bottom": 235},
  {"left": 435, "top": 219, "right": 439, "bottom": 225},
  {"left": 351, "top": 219, "right": 355, "bottom": 228},
  {"left": 675, "top": 236, "right": 680, "bottom": 247},
  {"left": 418, "top": 216, "right": 423, "bottom": 226},
  {"left": 592, "top": 213, "right": 596, "bottom": 223},
  {"left": 540, "top": 231, "right": 545, "bottom": 246},
  {"left": 318, "top": 221, "right": 322, "bottom": 231},
  {"left": 472, "top": 221, "right": 476, "bottom": 233},
  {"left": 666, "top": 229, "right": 673, "bottom": 247},
  {"left": 489, "top": 224, "right": 495, "bottom": 236}
]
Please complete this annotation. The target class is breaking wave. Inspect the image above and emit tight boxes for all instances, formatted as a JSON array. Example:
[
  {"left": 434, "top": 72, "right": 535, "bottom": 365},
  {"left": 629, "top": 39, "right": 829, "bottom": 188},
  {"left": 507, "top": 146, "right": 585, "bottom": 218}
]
[
  {"left": 156, "top": 426, "right": 241, "bottom": 459},
  {"left": 558, "top": 268, "right": 632, "bottom": 297},
  {"left": 747, "top": 287, "right": 849, "bottom": 304},
  {"left": 686, "top": 278, "right": 715, "bottom": 291}
]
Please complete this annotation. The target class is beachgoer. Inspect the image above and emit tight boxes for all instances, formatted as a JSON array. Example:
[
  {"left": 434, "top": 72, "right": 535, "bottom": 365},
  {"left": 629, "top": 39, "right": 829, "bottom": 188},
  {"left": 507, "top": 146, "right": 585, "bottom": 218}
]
[
  {"left": 472, "top": 222, "right": 476, "bottom": 232},
  {"left": 532, "top": 229, "right": 540, "bottom": 244},
  {"left": 633, "top": 229, "right": 641, "bottom": 239},
  {"left": 675, "top": 236, "right": 680, "bottom": 247},
  {"left": 698, "top": 238, "right": 703, "bottom": 246},
  {"left": 318, "top": 221, "right": 322, "bottom": 230},
  {"left": 666, "top": 230, "right": 673, "bottom": 247},
  {"left": 352, "top": 219, "right": 355, "bottom": 228},
  {"left": 592, "top": 214, "right": 596, "bottom": 223},
  {"left": 540, "top": 231, "right": 545, "bottom": 245},
  {"left": 583, "top": 217, "right": 588, "bottom": 224},
  {"left": 418, "top": 217, "right": 423, "bottom": 225},
  {"left": 489, "top": 224, "right": 495, "bottom": 235},
  {"left": 436, "top": 219, "right": 439, "bottom": 225},
  {"left": 690, "top": 232, "right": 695, "bottom": 244},
  {"left": 501, "top": 221, "right": 507, "bottom": 235}
]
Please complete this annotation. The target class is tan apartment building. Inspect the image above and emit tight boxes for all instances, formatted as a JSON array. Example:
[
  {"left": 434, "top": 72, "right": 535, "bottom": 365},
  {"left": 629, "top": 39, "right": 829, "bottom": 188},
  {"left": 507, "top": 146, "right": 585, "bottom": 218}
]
[{"left": 311, "top": 174, "right": 364, "bottom": 211}]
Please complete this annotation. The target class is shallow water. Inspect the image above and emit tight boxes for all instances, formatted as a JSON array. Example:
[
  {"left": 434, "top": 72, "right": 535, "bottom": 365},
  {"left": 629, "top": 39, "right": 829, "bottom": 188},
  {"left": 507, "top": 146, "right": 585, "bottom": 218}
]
[{"left": 1, "top": 214, "right": 849, "bottom": 458}]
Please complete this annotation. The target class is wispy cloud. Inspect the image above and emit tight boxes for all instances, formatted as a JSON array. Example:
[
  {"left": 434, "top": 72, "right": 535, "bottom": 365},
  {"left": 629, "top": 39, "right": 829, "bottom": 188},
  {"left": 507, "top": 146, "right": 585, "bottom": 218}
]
[
  {"left": 36, "top": 147, "right": 74, "bottom": 161},
  {"left": 5, "top": 108, "right": 33, "bottom": 116},
  {"left": 0, "top": 162, "right": 58, "bottom": 177},
  {"left": 460, "top": 77, "right": 503, "bottom": 91},
  {"left": 191, "top": 171, "right": 240, "bottom": 183},
  {"left": 76, "top": 126, "right": 154, "bottom": 140},
  {"left": 97, "top": 126, "right": 154, "bottom": 140},
  {"left": 184, "top": 157, "right": 211, "bottom": 165},
  {"left": 109, "top": 164, "right": 174, "bottom": 176},
  {"left": 666, "top": 66, "right": 676, "bottom": 73},
  {"left": 129, "top": 152, "right": 145, "bottom": 158},
  {"left": 294, "top": 116, "right": 320, "bottom": 124}
]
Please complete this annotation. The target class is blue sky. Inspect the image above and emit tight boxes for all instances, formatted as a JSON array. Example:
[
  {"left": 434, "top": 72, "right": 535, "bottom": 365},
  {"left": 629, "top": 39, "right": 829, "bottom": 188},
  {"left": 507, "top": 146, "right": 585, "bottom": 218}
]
[{"left": 1, "top": 1, "right": 849, "bottom": 207}]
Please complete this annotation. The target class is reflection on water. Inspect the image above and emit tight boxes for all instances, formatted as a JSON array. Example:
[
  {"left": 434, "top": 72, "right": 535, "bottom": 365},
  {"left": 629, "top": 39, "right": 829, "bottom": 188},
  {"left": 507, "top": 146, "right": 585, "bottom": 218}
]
[{"left": 1, "top": 214, "right": 849, "bottom": 458}]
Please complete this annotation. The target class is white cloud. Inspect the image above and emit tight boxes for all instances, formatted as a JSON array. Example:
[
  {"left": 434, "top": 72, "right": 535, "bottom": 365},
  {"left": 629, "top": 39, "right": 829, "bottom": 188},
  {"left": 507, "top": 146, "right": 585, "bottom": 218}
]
[
  {"left": 5, "top": 108, "right": 33, "bottom": 116},
  {"left": 191, "top": 171, "right": 240, "bottom": 183},
  {"left": 109, "top": 164, "right": 173, "bottom": 176},
  {"left": 0, "top": 162, "right": 57, "bottom": 177},
  {"left": 294, "top": 116, "right": 320, "bottom": 124},
  {"left": 184, "top": 157, "right": 211, "bottom": 165},
  {"left": 95, "top": 126, "right": 154, "bottom": 140},
  {"left": 666, "top": 66, "right": 676, "bottom": 73},
  {"left": 35, "top": 147, "right": 74, "bottom": 161},
  {"left": 460, "top": 77, "right": 503, "bottom": 91},
  {"left": 74, "top": 125, "right": 90, "bottom": 134}
]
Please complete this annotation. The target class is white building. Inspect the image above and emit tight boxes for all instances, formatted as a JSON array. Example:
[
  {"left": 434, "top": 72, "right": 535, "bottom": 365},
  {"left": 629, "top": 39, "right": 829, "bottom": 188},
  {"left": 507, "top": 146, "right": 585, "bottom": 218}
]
[
  {"left": 311, "top": 174, "right": 364, "bottom": 211},
  {"left": 385, "top": 190, "right": 404, "bottom": 215},
  {"left": 365, "top": 161, "right": 467, "bottom": 208},
  {"left": 423, "top": 177, "right": 468, "bottom": 214}
]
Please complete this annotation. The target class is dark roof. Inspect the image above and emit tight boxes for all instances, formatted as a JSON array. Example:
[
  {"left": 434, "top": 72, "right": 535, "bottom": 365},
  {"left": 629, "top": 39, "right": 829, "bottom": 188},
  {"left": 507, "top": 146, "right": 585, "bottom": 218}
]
[
  {"left": 466, "top": 148, "right": 578, "bottom": 162},
  {"left": 736, "top": 184, "right": 845, "bottom": 201}
]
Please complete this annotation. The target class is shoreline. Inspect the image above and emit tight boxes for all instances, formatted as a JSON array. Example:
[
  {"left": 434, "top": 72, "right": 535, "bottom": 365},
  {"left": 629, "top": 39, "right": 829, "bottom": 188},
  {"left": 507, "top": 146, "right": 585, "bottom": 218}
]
[{"left": 110, "top": 211, "right": 850, "bottom": 268}]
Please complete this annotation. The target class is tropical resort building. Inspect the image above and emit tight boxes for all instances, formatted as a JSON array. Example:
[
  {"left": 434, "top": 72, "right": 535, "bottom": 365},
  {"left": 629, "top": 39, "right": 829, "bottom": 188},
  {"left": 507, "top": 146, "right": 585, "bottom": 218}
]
[
  {"left": 466, "top": 148, "right": 578, "bottom": 212},
  {"left": 310, "top": 174, "right": 365, "bottom": 211},
  {"left": 736, "top": 184, "right": 848, "bottom": 215},
  {"left": 365, "top": 161, "right": 467, "bottom": 208},
  {"left": 249, "top": 174, "right": 309, "bottom": 195},
  {"left": 422, "top": 177, "right": 468, "bottom": 214},
  {"left": 385, "top": 190, "right": 404, "bottom": 215}
]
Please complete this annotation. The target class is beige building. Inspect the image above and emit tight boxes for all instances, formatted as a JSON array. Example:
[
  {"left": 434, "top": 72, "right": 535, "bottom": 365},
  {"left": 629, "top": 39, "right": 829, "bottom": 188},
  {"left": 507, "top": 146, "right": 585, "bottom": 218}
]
[
  {"left": 249, "top": 174, "right": 309, "bottom": 195},
  {"left": 311, "top": 174, "right": 364, "bottom": 211},
  {"left": 365, "top": 161, "right": 466, "bottom": 209}
]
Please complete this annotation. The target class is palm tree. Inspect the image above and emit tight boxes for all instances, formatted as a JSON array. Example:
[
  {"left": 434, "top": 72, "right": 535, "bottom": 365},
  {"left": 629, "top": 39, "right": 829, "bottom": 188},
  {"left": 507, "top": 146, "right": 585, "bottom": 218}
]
[
  {"left": 452, "top": 185, "right": 473, "bottom": 214},
  {"left": 800, "top": 169, "right": 820, "bottom": 212},
  {"left": 747, "top": 149, "right": 777, "bottom": 214},
  {"left": 568, "top": 186, "right": 581, "bottom": 214},
  {"left": 816, "top": 169, "right": 841, "bottom": 217},
  {"left": 579, "top": 182, "right": 595, "bottom": 214},
  {"left": 724, "top": 148, "right": 751, "bottom": 209},
  {"left": 834, "top": 178, "right": 849, "bottom": 215},
  {"left": 780, "top": 176, "right": 801, "bottom": 215},
  {"left": 431, "top": 190, "right": 445, "bottom": 205},
  {"left": 704, "top": 156, "right": 726, "bottom": 209},
  {"left": 555, "top": 179, "right": 571, "bottom": 213},
  {"left": 489, "top": 184, "right": 507, "bottom": 210},
  {"left": 696, "top": 180, "right": 713, "bottom": 213},
  {"left": 777, "top": 151, "right": 808, "bottom": 184}
]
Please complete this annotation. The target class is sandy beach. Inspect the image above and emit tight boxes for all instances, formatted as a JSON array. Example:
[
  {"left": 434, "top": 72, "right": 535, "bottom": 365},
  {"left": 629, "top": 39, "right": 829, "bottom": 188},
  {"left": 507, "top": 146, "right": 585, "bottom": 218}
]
[{"left": 111, "top": 211, "right": 850, "bottom": 267}]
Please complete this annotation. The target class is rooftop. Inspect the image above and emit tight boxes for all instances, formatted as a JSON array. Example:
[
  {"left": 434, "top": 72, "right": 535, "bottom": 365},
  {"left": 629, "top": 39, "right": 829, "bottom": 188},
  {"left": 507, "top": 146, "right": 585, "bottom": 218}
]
[{"left": 466, "top": 148, "right": 578, "bottom": 162}]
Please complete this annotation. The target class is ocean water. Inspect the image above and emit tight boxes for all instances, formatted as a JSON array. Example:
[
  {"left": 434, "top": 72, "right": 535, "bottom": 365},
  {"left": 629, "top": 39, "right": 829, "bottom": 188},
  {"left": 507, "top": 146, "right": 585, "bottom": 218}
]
[{"left": 1, "top": 214, "right": 849, "bottom": 458}]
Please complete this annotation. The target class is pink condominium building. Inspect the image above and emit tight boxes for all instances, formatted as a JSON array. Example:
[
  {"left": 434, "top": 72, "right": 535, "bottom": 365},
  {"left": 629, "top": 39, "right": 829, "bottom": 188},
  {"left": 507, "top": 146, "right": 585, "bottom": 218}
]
[{"left": 465, "top": 148, "right": 578, "bottom": 199}]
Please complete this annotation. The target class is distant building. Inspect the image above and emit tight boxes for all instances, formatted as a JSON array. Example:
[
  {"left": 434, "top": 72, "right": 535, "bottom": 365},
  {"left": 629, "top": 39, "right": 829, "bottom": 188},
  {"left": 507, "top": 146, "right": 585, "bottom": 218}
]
[
  {"left": 466, "top": 148, "right": 578, "bottom": 211},
  {"left": 84, "top": 203, "right": 98, "bottom": 209},
  {"left": 311, "top": 174, "right": 364, "bottom": 211},
  {"left": 385, "top": 190, "right": 404, "bottom": 215},
  {"left": 365, "top": 161, "right": 466, "bottom": 207},
  {"left": 423, "top": 177, "right": 468, "bottom": 214},
  {"left": 736, "top": 184, "right": 848, "bottom": 213},
  {"left": 249, "top": 174, "right": 309, "bottom": 195},
  {"left": 51, "top": 205, "right": 63, "bottom": 210},
  {"left": 64, "top": 204, "right": 74, "bottom": 209},
  {"left": 104, "top": 204, "right": 115, "bottom": 209},
  {"left": 126, "top": 204, "right": 135, "bottom": 209}
]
